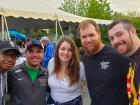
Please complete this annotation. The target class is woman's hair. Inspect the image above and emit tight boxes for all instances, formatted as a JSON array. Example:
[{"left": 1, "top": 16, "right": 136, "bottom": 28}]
[{"left": 54, "top": 36, "right": 80, "bottom": 86}]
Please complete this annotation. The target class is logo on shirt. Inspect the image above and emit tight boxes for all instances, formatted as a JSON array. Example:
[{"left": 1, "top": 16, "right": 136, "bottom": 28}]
[
  {"left": 100, "top": 61, "right": 110, "bottom": 70},
  {"left": 18, "top": 77, "right": 24, "bottom": 80},
  {"left": 15, "top": 69, "right": 22, "bottom": 73},
  {"left": 38, "top": 78, "right": 47, "bottom": 86},
  {"left": 10, "top": 41, "right": 15, "bottom": 47}
]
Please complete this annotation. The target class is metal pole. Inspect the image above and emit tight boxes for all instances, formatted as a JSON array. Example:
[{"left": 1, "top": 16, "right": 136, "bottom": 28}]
[
  {"left": 68, "top": 25, "right": 70, "bottom": 36},
  {"left": 2, "top": 15, "right": 4, "bottom": 40},
  {"left": 58, "top": 20, "right": 64, "bottom": 37},
  {"left": 4, "top": 15, "right": 10, "bottom": 40},
  {"left": 55, "top": 19, "right": 58, "bottom": 43}
]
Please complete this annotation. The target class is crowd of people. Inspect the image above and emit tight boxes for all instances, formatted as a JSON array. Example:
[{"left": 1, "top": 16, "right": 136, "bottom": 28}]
[{"left": 0, "top": 18, "right": 140, "bottom": 105}]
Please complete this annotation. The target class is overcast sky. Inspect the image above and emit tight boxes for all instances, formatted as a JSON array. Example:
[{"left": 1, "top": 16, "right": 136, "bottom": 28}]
[
  {"left": 108, "top": 0, "right": 140, "bottom": 13},
  {"left": 46, "top": 0, "right": 140, "bottom": 14}
]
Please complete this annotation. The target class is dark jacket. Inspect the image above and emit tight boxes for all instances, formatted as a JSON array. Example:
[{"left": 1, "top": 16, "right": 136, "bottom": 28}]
[{"left": 8, "top": 63, "right": 48, "bottom": 105}]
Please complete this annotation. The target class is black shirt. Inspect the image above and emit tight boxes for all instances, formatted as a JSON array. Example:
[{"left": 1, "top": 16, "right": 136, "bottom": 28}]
[
  {"left": 83, "top": 45, "right": 129, "bottom": 105},
  {"left": 127, "top": 47, "right": 140, "bottom": 105}
]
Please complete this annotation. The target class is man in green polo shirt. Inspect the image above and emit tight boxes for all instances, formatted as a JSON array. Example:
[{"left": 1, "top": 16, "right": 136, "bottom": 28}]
[{"left": 8, "top": 39, "right": 48, "bottom": 105}]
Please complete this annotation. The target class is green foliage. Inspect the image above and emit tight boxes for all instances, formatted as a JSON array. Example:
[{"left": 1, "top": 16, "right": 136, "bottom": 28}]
[
  {"left": 59, "top": 0, "right": 77, "bottom": 15},
  {"left": 60, "top": 0, "right": 89, "bottom": 17},
  {"left": 29, "top": 29, "right": 46, "bottom": 39},
  {"left": 76, "top": 0, "right": 88, "bottom": 16},
  {"left": 129, "top": 18, "right": 140, "bottom": 38},
  {"left": 60, "top": 0, "right": 113, "bottom": 19},
  {"left": 99, "top": 25, "right": 110, "bottom": 44},
  {"left": 72, "top": 36, "right": 81, "bottom": 47},
  {"left": 87, "top": 0, "right": 113, "bottom": 19}
]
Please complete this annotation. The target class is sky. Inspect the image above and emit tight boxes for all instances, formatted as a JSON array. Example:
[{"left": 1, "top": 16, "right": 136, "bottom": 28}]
[
  {"left": 108, "top": 0, "right": 140, "bottom": 13},
  {"left": 46, "top": 0, "right": 140, "bottom": 14}
]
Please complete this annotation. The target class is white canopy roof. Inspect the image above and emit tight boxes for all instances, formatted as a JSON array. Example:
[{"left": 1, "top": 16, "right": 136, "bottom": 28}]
[{"left": 0, "top": 0, "right": 112, "bottom": 25}]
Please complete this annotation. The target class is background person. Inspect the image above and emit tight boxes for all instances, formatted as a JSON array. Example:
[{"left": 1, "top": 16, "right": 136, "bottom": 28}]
[
  {"left": 8, "top": 40, "right": 48, "bottom": 105},
  {"left": 47, "top": 37, "right": 86, "bottom": 105},
  {"left": 108, "top": 19, "right": 140, "bottom": 105},
  {"left": 79, "top": 19, "right": 129, "bottom": 105},
  {"left": 0, "top": 40, "right": 20, "bottom": 105},
  {"left": 40, "top": 36, "right": 55, "bottom": 69}
]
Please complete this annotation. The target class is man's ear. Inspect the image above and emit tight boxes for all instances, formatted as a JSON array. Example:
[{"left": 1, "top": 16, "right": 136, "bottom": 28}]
[{"left": 130, "top": 26, "right": 136, "bottom": 36}]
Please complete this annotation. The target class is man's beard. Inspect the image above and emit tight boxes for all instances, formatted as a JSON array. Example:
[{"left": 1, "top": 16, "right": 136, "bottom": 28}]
[{"left": 82, "top": 40, "right": 101, "bottom": 54}]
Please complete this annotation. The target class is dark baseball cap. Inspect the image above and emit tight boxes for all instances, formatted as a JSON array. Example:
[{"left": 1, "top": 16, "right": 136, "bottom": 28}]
[
  {"left": 0, "top": 40, "right": 21, "bottom": 55},
  {"left": 25, "top": 39, "right": 44, "bottom": 50}
]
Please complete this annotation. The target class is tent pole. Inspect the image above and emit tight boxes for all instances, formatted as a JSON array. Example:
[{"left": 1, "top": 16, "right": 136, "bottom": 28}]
[
  {"left": 1, "top": 15, "right": 4, "bottom": 40},
  {"left": 68, "top": 25, "right": 70, "bottom": 36},
  {"left": 4, "top": 15, "right": 10, "bottom": 40},
  {"left": 55, "top": 19, "right": 58, "bottom": 43},
  {"left": 58, "top": 20, "right": 64, "bottom": 36},
  {"left": 0, "top": 16, "right": 2, "bottom": 40}
]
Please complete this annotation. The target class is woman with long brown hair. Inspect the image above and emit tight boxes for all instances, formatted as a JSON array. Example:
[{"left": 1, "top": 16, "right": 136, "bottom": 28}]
[{"left": 47, "top": 37, "right": 86, "bottom": 105}]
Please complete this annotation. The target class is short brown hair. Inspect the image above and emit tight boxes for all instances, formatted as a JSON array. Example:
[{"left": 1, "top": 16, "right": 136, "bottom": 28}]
[
  {"left": 78, "top": 19, "right": 101, "bottom": 36},
  {"left": 108, "top": 19, "right": 134, "bottom": 32}
]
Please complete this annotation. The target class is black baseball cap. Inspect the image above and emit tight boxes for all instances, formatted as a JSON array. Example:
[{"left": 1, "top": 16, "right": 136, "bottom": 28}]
[
  {"left": 0, "top": 40, "right": 21, "bottom": 55},
  {"left": 25, "top": 39, "right": 44, "bottom": 51}
]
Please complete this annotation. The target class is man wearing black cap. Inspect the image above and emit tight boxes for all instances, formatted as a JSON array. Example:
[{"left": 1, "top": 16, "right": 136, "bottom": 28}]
[
  {"left": 8, "top": 39, "right": 48, "bottom": 105},
  {"left": 0, "top": 40, "right": 21, "bottom": 105}
]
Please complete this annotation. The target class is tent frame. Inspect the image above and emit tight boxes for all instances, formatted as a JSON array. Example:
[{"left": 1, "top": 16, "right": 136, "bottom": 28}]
[
  {"left": 1, "top": 14, "right": 65, "bottom": 41},
  {"left": 1, "top": 14, "right": 10, "bottom": 40}
]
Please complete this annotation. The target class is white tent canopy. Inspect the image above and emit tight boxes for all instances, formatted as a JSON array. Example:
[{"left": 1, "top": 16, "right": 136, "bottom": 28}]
[
  {"left": 0, "top": 0, "right": 112, "bottom": 40},
  {"left": 0, "top": 0, "right": 112, "bottom": 25}
]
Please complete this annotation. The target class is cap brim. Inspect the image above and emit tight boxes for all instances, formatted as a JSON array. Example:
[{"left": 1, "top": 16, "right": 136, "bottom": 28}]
[
  {"left": 1, "top": 48, "right": 21, "bottom": 56},
  {"left": 26, "top": 45, "right": 43, "bottom": 51}
]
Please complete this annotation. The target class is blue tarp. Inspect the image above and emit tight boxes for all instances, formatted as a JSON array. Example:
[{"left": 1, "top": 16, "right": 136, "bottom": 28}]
[{"left": 9, "top": 31, "right": 27, "bottom": 40}]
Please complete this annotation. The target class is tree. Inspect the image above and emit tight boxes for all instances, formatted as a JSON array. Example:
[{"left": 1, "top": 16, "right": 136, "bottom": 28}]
[
  {"left": 87, "top": 0, "right": 113, "bottom": 19},
  {"left": 76, "top": 0, "right": 89, "bottom": 16},
  {"left": 60, "top": 0, "right": 113, "bottom": 19},
  {"left": 59, "top": 0, "right": 78, "bottom": 15}
]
